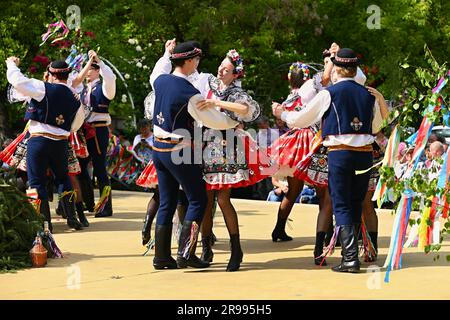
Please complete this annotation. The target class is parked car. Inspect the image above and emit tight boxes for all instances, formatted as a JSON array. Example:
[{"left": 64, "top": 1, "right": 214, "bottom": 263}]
[{"left": 432, "top": 126, "right": 450, "bottom": 144}]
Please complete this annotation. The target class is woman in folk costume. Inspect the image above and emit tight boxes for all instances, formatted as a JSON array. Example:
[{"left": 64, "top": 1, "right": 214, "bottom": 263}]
[
  {"left": 269, "top": 53, "right": 335, "bottom": 266},
  {"left": 149, "top": 40, "right": 241, "bottom": 270},
  {"left": 274, "top": 47, "right": 389, "bottom": 273},
  {"left": 194, "top": 50, "right": 264, "bottom": 272},
  {"left": 149, "top": 41, "right": 265, "bottom": 271}
]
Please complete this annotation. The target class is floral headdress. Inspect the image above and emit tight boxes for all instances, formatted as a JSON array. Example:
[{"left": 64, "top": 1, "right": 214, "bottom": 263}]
[
  {"left": 226, "top": 49, "right": 244, "bottom": 77},
  {"left": 288, "top": 62, "right": 310, "bottom": 81}
]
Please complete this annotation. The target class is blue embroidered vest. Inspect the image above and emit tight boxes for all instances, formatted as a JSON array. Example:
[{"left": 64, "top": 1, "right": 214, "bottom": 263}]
[
  {"left": 25, "top": 83, "right": 80, "bottom": 132},
  {"left": 81, "top": 81, "right": 111, "bottom": 114},
  {"left": 322, "top": 80, "right": 375, "bottom": 138},
  {"left": 153, "top": 74, "right": 200, "bottom": 137}
]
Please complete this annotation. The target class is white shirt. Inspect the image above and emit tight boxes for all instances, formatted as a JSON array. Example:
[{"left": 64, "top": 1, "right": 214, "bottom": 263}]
[
  {"left": 132, "top": 134, "right": 153, "bottom": 149},
  {"left": 281, "top": 78, "right": 383, "bottom": 147},
  {"left": 149, "top": 54, "right": 238, "bottom": 139},
  {"left": 6, "top": 61, "right": 85, "bottom": 138},
  {"left": 85, "top": 60, "right": 116, "bottom": 124}
]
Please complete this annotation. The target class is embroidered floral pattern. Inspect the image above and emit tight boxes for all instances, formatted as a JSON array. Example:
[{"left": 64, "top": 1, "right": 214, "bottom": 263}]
[{"left": 207, "top": 75, "right": 260, "bottom": 122}]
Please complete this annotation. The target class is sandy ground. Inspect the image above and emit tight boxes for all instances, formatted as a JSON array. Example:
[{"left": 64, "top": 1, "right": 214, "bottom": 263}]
[{"left": 1, "top": 190, "right": 449, "bottom": 300}]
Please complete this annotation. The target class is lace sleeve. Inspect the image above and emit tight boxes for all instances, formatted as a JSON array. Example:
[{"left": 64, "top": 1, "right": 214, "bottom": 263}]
[{"left": 226, "top": 90, "right": 260, "bottom": 122}]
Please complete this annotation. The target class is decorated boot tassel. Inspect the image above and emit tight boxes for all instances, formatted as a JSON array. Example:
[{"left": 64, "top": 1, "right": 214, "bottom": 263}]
[
  {"left": 317, "top": 225, "right": 340, "bottom": 266},
  {"left": 182, "top": 222, "right": 200, "bottom": 260},
  {"left": 360, "top": 219, "right": 377, "bottom": 262},
  {"left": 94, "top": 186, "right": 111, "bottom": 214}
]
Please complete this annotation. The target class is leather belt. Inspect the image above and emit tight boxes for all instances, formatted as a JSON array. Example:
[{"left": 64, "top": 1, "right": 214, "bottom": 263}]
[
  {"left": 155, "top": 137, "right": 184, "bottom": 144},
  {"left": 30, "top": 132, "right": 69, "bottom": 140},
  {"left": 327, "top": 144, "right": 373, "bottom": 152},
  {"left": 89, "top": 121, "right": 109, "bottom": 128}
]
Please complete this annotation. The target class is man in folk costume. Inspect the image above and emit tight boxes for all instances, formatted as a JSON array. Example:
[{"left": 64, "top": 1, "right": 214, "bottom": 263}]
[
  {"left": 150, "top": 41, "right": 238, "bottom": 269},
  {"left": 6, "top": 57, "right": 85, "bottom": 231},
  {"left": 273, "top": 48, "right": 389, "bottom": 272},
  {"left": 78, "top": 50, "right": 116, "bottom": 217}
]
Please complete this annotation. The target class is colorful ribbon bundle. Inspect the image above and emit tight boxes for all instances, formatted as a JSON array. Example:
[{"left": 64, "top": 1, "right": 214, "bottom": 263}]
[
  {"left": 40, "top": 19, "right": 69, "bottom": 46},
  {"left": 383, "top": 190, "right": 414, "bottom": 283},
  {"left": 65, "top": 45, "right": 87, "bottom": 71},
  {"left": 371, "top": 125, "right": 400, "bottom": 207},
  {"left": 381, "top": 70, "right": 450, "bottom": 282}
]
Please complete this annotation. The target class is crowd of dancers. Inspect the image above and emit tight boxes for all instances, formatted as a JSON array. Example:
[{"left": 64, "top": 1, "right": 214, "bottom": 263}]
[{"left": 2, "top": 38, "right": 391, "bottom": 274}]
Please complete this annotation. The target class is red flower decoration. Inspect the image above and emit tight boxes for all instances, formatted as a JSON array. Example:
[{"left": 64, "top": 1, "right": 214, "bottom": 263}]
[
  {"left": 29, "top": 65, "right": 38, "bottom": 74},
  {"left": 84, "top": 31, "right": 96, "bottom": 39}
]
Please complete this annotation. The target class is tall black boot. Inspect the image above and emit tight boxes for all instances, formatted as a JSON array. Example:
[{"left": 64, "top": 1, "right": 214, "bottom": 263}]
[
  {"left": 55, "top": 200, "right": 67, "bottom": 219},
  {"left": 332, "top": 225, "right": 360, "bottom": 273},
  {"left": 76, "top": 202, "right": 89, "bottom": 227},
  {"left": 271, "top": 216, "right": 293, "bottom": 242},
  {"left": 153, "top": 224, "right": 177, "bottom": 270},
  {"left": 142, "top": 209, "right": 153, "bottom": 246},
  {"left": 40, "top": 200, "right": 53, "bottom": 233},
  {"left": 79, "top": 177, "right": 95, "bottom": 212},
  {"left": 226, "top": 234, "right": 243, "bottom": 272},
  {"left": 200, "top": 235, "right": 214, "bottom": 263},
  {"left": 176, "top": 220, "right": 210, "bottom": 269},
  {"left": 314, "top": 232, "right": 327, "bottom": 266},
  {"left": 60, "top": 193, "right": 83, "bottom": 230},
  {"left": 95, "top": 181, "right": 113, "bottom": 218}
]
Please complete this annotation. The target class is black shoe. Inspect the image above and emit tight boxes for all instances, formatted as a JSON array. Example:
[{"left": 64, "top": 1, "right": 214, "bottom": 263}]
[
  {"left": 331, "top": 225, "right": 360, "bottom": 273},
  {"left": 271, "top": 217, "right": 293, "bottom": 242},
  {"left": 226, "top": 234, "right": 243, "bottom": 272},
  {"left": 60, "top": 193, "right": 83, "bottom": 230},
  {"left": 55, "top": 202, "right": 67, "bottom": 219},
  {"left": 314, "top": 232, "right": 327, "bottom": 266},
  {"left": 176, "top": 220, "right": 210, "bottom": 269},
  {"left": 40, "top": 200, "right": 53, "bottom": 233},
  {"left": 177, "top": 255, "right": 210, "bottom": 269},
  {"left": 95, "top": 182, "right": 113, "bottom": 218},
  {"left": 79, "top": 177, "right": 95, "bottom": 213},
  {"left": 153, "top": 224, "right": 177, "bottom": 270},
  {"left": 76, "top": 202, "right": 89, "bottom": 227},
  {"left": 200, "top": 235, "right": 214, "bottom": 263},
  {"left": 142, "top": 214, "right": 153, "bottom": 247},
  {"left": 314, "top": 255, "right": 327, "bottom": 266}
]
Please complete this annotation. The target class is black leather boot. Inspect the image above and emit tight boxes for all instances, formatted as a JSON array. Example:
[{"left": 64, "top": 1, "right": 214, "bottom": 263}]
[
  {"left": 314, "top": 231, "right": 327, "bottom": 266},
  {"left": 176, "top": 220, "right": 210, "bottom": 269},
  {"left": 60, "top": 193, "right": 83, "bottom": 230},
  {"left": 226, "top": 234, "right": 243, "bottom": 272},
  {"left": 332, "top": 225, "right": 360, "bottom": 273},
  {"left": 76, "top": 202, "right": 89, "bottom": 227},
  {"left": 79, "top": 177, "right": 95, "bottom": 212},
  {"left": 153, "top": 224, "right": 177, "bottom": 270},
  {"left": 200, "top": 235, "right": 214, "bottom": 263},
  {"left": 95, "top": 182, "right": 113, "bottom": 218},
  {"left": 55, "top": 200, "right": 67, "bottom": 219},
  {"left": 271, "top": 217, "right": 293, "bottom": 242},
  {"left": 142, "top": 209, "right": 153, "bottom": 246},
  {"left": 40, "top": 200, "right": 53, "bottom": 233}
]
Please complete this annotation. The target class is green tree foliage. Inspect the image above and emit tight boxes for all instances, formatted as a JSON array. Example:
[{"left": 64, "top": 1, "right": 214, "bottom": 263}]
[{"left": 0, "top": 0, "right": 449, "bottom": 137}]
